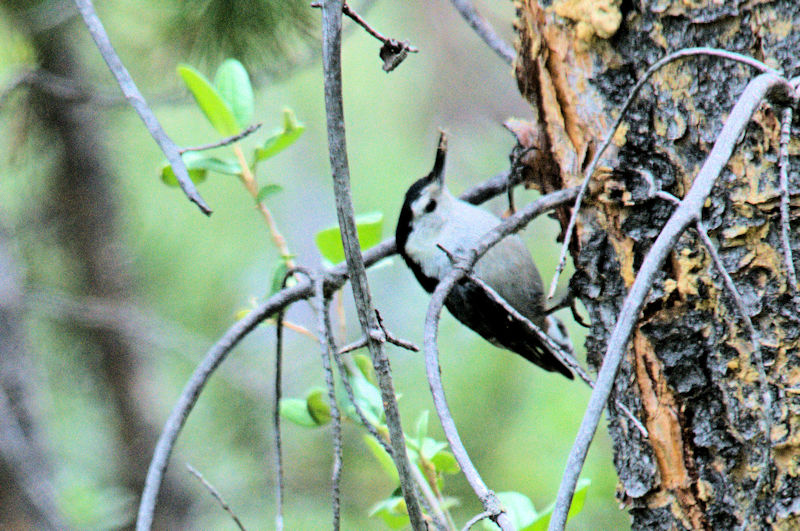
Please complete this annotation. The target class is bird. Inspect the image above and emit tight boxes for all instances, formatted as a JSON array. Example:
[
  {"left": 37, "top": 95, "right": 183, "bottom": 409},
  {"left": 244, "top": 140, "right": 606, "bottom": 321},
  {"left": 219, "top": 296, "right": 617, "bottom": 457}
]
[{"left": 395, "top": 132, "right": 573, "bottom": 379}]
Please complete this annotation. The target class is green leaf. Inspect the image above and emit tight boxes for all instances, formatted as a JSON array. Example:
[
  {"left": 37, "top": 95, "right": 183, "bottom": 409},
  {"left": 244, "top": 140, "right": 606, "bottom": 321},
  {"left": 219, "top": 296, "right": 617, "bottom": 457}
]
[
  {"left": 279, "top": 398, "right": 317, "bottom": 428},
  {"left": 363, "top": 435, "right": 399, "bottom": 483},
  {"left": 160, "top": 152, "right": 242, "bottom": 186},
  {"left": 177, "top": 63, "right": 239, "bottom": 136},
  {"left": 214, "top": 58, "right": 254, "bottom": 129},
  {"left": 306, "top": 387, "right": 332, "bottom": 425},
  {"left": 414, "top": 410, "right": 429, "bottom": 449},
  {"left": 420, "top": 437, "right": 447, "bottom": 461},
  {"left": 350, "top": 371, "right": 384, "bottom": 422},
  {"left": 160, "top": 162, "right": 207, "bottom": 187},
  {"left": 315, "top": 212, "right": 384, "bottom": 265},
  {"left": 194, "top": 156, "right": 242, "bottom": 176},
  {"left": 256, "top": 184, "right": 283, "bottom": 203},
  {"left": 368, "top": 496, "right": 408, "bottom": 530},
  {"left": 482, "top": 492, "right": 537, "bottom": 530},
  {"left": 524, "top": 479, "right": 591, "bottom": 531},
  {"left": 270, "top": 262, "right": 290, "bottom": 295},
  {"left": 430, "top": 450, "right": 460, "bottom": 475},
  {"left": 353, "top": 353, "right": 377, "bottom": 386},
  {"left": 254, "top": 108, "right": 305, "bottom": 162}
]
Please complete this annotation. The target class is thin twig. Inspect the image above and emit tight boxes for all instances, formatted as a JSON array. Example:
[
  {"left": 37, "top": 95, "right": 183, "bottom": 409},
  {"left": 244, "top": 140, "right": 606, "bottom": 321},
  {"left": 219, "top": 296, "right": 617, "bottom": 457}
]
[
  {"left": 268, "top": 319, "right": 317, "bottom": 341},
  {"left": 232, "top": 145, "right": 296, "bottom": 268},
  {"left": 449, "top": 0, "right": 515, "bottom": 65},
  {"left": 311, "top": 0, "right": 417, "bottom": 72},
  {"left": 135, "top": 182, "right": 577, "bottom": 529},
  {"left": 314, "top": 279, "right": 344, "bottom": 530},
  {"left": 468, "top": 274, "right": 648, "bottom": 437},
  {"left": 323, "top": 296, "right": 451, "bottom": 531},
  {"left": 465, "top": 274, "right": 582, "bottom": 376},
  {"left": 694, "top": 222, "right": 772, "bottom": 529},
  {"left": 778, "top": 106, "right": 797, "bottom": 292},
  {"left": 72, "top": 0, "right": 211, "bottom": 215},
  {"left": 461, "top": 510, "right": 493, "bottom": 531},
  {"left": 311, "top": 1, "right": 418, "bottom": 52},
  {"left": 337, "top": 336, "right": 368, "bottom": 355},
  {"left": 272, "top": 314, "right": 284, "bottom": 531},
  {"left": 271, "top": 268, "right": 303, "bottom": 531},
  {"left": 547, "top": 47, "right": 781, "bottom": 299},
  {"left": 180, "top": 123, "right": 263, "bottom": 153},
  {"left": 374, "top": 309, "right": 420, "bottom": 352},
  {"left": 548, "top": 73, "right": 794, "bottom": 531},
  {"left": 424, "top": 187, "right": 580, "bottom": 531},
  {"left": 186, "top": 464, "right": 247, "bottom": 531},
  {"left": 337, "top": 322, "right": 420, "bottom": 356},
  {"left": 319, "top": 1, "right": 424, "bottom": 528}
]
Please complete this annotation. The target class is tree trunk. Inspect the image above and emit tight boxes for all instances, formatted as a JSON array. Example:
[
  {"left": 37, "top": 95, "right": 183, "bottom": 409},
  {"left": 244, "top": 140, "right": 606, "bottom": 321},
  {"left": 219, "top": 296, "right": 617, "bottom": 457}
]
[
  {"left": 514, "top": 1, "right": 799, "bottom": 528},
  {"left": 4, "top": 4, "right": 192, "bottom": 528},
  {"left": 0, "top": 228, "right": 64, "bottom": 530}
]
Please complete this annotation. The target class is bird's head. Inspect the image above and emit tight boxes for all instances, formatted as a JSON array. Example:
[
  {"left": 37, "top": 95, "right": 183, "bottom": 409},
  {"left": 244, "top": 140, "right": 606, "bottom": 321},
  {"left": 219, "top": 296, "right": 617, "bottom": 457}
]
[{"left": 398, "top": 131, "right": 452, "bottom": 234}]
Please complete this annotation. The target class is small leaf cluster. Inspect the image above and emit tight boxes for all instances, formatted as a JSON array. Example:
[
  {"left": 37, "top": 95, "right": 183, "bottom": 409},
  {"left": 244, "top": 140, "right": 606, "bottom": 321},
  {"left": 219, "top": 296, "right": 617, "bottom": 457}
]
[
  {"left": 280, "top": 354, "right": 460, "bottom": 529},
  {"left": 161, "top": 58, "right": 305, "bottom": 201}
]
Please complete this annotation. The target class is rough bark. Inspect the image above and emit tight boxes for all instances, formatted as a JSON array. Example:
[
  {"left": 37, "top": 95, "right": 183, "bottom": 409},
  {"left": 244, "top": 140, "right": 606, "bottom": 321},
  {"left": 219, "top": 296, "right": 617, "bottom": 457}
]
[{"left": 514, "top": 1, "right": 799, "bottom": 529}]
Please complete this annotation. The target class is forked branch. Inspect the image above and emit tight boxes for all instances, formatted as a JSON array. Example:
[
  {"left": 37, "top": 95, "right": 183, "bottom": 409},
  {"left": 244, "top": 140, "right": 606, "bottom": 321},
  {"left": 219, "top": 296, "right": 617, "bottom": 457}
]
[
  {"left": 135, "top": 175, "right": 575, "bottom": 529},
  {"left": 319, "top": 1, "right": 424, "bottom": 527},
  {"left": 424, "top": 187, "right": 579, "bottom": 531}
]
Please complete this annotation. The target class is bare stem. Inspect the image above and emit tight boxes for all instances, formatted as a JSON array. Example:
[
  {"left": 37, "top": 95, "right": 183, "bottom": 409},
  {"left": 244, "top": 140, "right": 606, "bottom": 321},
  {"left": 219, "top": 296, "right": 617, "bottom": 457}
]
[
  {"left": 233, "top": 145, "right": 295, "bottom": 268},
  {"left": 319, "top": 1, "right": 424, "bottom": 528},
  {"left": 186, "top": 464, "right": 247, "bottom": 531},
  {"left": 72, "top": 0, "right": 211, "bottom": 214},
  {"left": 268, "top": 319, "right": 316, "bottom": 341},
  {"left": 311, "top": 1, "right": 419, "bottom": 52},
  {"left": 449, "top": 0, "right": 514, "bottom": 65},
  {"left": 778, "top": 106, "right": 797, "bottom": 291},
  {"left": 313, "top": 280, "right": 343, "bottom": 530},
  {"left": 180, "top": 123, "right": 262, "bottom": 153},
  {"left": 461, "top": 511, "right": 493, "bottom": 531},
  {"left": 323, "top": 294, "right": 451, "bottom": 530},
  {"left": 271, "top": 266, "right": 318, "bottom": 531}
]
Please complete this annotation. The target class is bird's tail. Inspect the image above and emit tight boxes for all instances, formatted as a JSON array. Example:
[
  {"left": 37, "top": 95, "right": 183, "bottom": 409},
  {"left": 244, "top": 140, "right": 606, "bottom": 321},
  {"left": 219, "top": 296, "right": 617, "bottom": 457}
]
[{"left": 445, "top": 278, "right": 574, "bottom": 379}]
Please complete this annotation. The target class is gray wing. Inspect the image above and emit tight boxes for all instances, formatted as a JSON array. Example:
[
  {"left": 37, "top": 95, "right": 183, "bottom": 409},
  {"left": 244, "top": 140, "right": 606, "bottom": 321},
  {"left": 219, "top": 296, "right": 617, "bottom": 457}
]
[
  {"left": 473, "top": 234, "right": 546, "bottom": 326},
  {"left": 446, "top": 234, "right": 571, "bottom": 378},
  {"left": 443, "top": 276, "right": 573, "bottom": 378}
]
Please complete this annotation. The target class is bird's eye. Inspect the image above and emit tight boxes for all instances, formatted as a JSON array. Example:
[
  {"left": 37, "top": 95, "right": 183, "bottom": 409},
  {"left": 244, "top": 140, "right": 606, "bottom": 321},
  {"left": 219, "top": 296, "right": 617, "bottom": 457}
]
[{"left": 424, "top": 199, "right": 437, "bottom": 213}]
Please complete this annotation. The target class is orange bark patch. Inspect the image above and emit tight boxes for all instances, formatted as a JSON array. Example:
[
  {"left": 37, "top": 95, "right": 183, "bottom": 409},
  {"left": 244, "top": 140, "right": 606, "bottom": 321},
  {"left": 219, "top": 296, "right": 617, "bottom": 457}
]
[{"left": 634, "top": 331, "right": 708, "bottom": 530}]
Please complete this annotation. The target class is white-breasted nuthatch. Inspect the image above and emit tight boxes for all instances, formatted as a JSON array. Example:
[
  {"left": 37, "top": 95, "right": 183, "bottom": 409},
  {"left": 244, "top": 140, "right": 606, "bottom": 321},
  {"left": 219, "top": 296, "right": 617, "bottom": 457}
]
[{"left": 395, "top": 133, "right": 573, "bottom": 379}]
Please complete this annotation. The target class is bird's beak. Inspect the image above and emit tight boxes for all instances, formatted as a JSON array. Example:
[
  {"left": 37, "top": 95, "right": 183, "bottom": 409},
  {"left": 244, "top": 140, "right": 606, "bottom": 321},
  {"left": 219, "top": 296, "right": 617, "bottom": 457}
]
[{"left": 431, "top": 130, "right": 447, "bottom": 185}]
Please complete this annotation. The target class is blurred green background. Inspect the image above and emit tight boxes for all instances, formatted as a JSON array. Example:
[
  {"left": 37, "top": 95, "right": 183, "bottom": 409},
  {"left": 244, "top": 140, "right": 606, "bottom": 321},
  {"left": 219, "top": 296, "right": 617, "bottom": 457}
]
[{"left": 0, "top": 1, "right": 628, "bottom": 529}]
